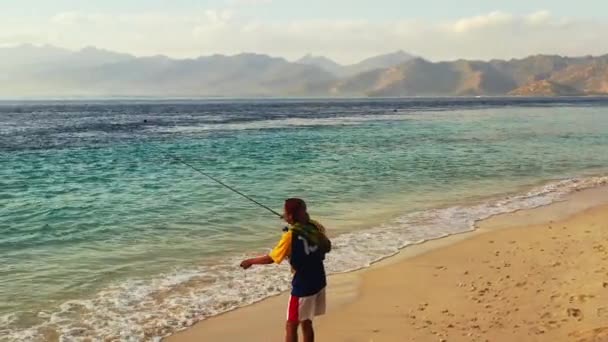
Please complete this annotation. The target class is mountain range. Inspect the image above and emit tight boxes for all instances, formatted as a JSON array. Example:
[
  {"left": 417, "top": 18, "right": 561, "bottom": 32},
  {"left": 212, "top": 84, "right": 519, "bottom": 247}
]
[{"left": 1, "top": 44, "right": 607, "bottom": 97}]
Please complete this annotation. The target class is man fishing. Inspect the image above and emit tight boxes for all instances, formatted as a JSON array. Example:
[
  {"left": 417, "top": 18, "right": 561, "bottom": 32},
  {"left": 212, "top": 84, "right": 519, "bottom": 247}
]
[
  {"left": 149, "top": 146, "right": 331, "bottom": 340},
  {"left": 240, "top": 198, "right": 331, "bottom": 342}
]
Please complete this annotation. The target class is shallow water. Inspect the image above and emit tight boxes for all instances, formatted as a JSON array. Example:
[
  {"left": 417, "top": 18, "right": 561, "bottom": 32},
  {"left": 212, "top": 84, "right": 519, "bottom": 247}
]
[{"left": 1, "top": 98, "right": 608, "bottom": 340}]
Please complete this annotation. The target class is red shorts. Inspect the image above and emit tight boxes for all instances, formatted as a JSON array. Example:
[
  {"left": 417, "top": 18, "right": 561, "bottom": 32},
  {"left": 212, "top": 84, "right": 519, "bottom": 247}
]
[{"left": 287, "top": 288, "right": 327, "bottom": 322}]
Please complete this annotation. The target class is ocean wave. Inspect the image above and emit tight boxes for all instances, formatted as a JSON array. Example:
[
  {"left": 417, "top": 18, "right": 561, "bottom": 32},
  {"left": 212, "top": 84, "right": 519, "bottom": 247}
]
[
  {"left": 2, "top": 175, "right": 607, "bottom": 341},
  {"left": 148, "top": 113, "right": 413, "bottom": 133}
]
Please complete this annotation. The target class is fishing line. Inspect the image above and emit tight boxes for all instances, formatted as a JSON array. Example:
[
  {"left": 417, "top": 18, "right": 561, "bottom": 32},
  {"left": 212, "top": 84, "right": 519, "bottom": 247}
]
[{"left": 149, "top": 144, "right": 283, "bottom": 218}]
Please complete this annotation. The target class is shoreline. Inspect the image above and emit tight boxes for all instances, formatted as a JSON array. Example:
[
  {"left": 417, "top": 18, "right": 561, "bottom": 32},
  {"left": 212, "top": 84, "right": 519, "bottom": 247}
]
[
  {"left": 4, "top": 176, "right": 605, "bottom": 341},
  {"left": 167, "top": 185, "right": 608, "bottom": 341}
]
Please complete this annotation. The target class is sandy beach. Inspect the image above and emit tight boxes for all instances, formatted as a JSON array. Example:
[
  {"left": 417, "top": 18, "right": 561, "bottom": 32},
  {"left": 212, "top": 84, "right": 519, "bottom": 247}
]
[{"left": 168, "top": 185, "right": 608, "bottom": 342}]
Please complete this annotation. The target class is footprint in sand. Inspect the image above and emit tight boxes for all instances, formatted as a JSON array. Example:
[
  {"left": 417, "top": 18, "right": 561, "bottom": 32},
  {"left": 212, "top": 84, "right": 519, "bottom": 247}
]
[
  {"left": 570, "top": 295, "right": 595, "bottom": 303},
  {"left": 567, "top": 308, "right": 584, "bottom": 320},
  {"left": 530, "top": 327, "right": 546, "bottom": 335}
]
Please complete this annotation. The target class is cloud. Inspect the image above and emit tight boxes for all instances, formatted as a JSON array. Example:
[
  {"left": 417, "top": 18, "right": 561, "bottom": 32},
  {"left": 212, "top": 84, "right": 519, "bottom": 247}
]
[
  {"left": 448, "top": 11, "right": 514, "bottom": 33},
  {"left": 50, "top": 11, "right": 109, "bottom": 26},
  {"left": 226, "top": 0, "right": 273, "bottom": 5},
  {"left": 2, "top": 10, "right": 607, "bottom": 63},
  {"left": 526, "top": 10, "right": 551, "bottom": 25},
  {"left": 51, "top": 11, "right": 82, "bottom": 25}
]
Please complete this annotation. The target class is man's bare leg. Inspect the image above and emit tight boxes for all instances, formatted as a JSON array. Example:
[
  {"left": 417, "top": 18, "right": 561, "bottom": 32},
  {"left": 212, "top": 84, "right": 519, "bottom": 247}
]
[
  {"left": 286, "top": 321, "right": 299, "bottom": 342},
  {"left": 301, "top": 320, "right": 314, "bottom": 342}
]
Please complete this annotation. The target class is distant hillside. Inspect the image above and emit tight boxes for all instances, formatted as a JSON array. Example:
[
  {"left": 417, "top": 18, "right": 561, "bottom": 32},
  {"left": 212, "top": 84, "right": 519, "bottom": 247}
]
[
  {"left": 0, "top": 44, "right": 134, "bottom": 73},
  {"left": 0, "top": 46, "right": 334, "bottom": 97},
  {"left": 509, "top": 80, "right": 583, "bottom": 96},
  {"left": 1, "top": 44, "right": 607, "bottom": 97},
  {"left": 296, "top": 54, "right": 344, "bottom": 76},
  {"left": 331, "top": 58, "right": 517, "bottom": 96},
  {"left": 348, "top": 50, "right": 416, "bottom": 76},
  {"left": 330, "top": 55, "right": 608, "bottom": 97},
  {"left": 296, "top": 50, "right": 416, "bottom": 77},
  {"left": 547, "top": 58, "right": 608, "bottom": 94}
]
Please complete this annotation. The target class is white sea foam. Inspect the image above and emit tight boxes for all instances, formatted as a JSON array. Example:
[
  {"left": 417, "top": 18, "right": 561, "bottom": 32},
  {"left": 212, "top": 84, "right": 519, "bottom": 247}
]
[
  {"left": 149, "top": 114, "right": 414, "bottom": 133},
  {"left": 2, "top": 175, "right": 607, "bottom": 341}
]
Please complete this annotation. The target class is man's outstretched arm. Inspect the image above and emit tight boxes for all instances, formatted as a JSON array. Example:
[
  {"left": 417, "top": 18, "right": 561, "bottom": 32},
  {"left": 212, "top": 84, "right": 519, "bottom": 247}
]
[{"left": 240, "top": 255, "right": 274, "bottom": 269}]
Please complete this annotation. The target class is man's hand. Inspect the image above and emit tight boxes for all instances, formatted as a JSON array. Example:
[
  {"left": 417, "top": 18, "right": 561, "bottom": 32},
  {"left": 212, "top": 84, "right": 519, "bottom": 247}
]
[
  {"left": 240, "top": 255, "right": 274, "bottom": 269},
  {"left": 240, "top": 259, "right": 253, "bottom": 269}
]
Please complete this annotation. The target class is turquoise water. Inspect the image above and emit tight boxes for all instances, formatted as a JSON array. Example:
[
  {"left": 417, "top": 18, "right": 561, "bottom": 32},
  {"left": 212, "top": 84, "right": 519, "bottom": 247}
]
[{"left": 1, "top": 98, "right": 608, "bottom": 341}]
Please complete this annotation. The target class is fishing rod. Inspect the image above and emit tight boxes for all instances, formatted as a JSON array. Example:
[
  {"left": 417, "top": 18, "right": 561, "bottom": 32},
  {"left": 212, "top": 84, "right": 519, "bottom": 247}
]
[{"left": 149, "top": 144, "right": 283, "bottom": 219}]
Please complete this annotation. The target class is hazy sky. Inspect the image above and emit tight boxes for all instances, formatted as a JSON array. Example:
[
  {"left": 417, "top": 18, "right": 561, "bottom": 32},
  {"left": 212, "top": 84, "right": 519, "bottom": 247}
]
[{"left": 2, "top": 0, "right": 607, "bottom": 63}]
